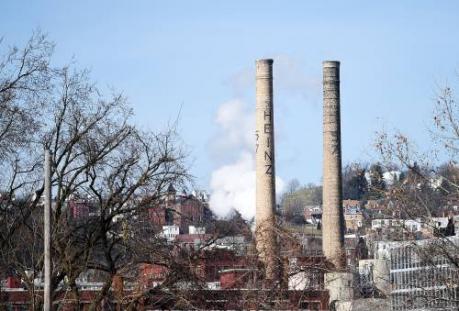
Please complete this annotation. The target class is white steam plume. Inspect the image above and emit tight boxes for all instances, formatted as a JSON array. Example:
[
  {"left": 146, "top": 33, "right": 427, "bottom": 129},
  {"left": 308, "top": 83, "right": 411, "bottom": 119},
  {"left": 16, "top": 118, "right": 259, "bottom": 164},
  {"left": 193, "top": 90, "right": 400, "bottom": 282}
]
[{"left": 209, "top": 99, "right": 285, "bottom": 219}]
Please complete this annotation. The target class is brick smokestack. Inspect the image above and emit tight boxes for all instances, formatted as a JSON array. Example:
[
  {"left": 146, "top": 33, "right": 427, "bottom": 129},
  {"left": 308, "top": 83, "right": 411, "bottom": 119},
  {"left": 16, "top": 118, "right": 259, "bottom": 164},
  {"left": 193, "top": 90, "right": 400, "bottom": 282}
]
[
  {"left": 322, "top": 61, "right": 345, "bottom": 269},
  {"left": 255, "top": 59, "right": 278, "bottom": 280}
]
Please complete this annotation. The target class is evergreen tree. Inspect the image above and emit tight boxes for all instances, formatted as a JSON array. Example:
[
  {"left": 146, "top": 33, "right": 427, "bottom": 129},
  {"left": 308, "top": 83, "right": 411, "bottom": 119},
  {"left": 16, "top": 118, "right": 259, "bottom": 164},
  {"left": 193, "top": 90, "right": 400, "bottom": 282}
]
[
  {"left": 342, "top": 163, "right": 368, "bottom": 200},
  {"left": 367, "top": 163, "right": 386, "bottom": 199}
]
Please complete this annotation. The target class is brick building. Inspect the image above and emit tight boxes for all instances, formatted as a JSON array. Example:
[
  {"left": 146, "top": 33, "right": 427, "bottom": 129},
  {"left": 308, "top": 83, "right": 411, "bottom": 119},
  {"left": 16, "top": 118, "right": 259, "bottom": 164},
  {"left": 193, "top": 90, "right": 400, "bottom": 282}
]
[{"left": 147, "top": 184, "right": 210, "bottom": 234}]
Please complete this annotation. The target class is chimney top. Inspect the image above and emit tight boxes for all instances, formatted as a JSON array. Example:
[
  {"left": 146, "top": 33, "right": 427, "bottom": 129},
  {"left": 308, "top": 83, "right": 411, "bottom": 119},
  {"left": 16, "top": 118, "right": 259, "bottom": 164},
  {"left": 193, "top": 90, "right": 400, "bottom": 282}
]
[
  {"left": 256, "top": 59, "right": 274, "bottom": 65},
  {"left": 323, "top": 60, "right": 340, "bottom": 68}
]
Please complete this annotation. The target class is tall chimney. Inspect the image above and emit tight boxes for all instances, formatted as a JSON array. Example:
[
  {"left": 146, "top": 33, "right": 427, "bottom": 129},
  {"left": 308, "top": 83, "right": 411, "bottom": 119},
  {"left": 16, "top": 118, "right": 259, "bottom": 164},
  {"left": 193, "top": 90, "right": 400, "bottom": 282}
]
[
  {"left": 322, "top": 61, "right": 345, "bottom": 269},
  {"left": 255, "top": 59, "right": 278, "bottom": 280}
]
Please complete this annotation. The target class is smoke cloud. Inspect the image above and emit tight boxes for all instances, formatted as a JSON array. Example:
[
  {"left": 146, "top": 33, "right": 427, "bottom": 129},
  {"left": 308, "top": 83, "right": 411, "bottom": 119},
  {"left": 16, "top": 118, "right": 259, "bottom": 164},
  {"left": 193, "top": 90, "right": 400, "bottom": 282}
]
[
  {"left": 209, "top": 56, "right": 315, "bottom": 219},
  {"left": 212, "top": 99, "right": 253, "bottom": 154},
  {"left": 209, "top": 99, "right": 285, "bottom": 219},
  {"left": 225, "top": 55, "right": 320, "bottom": 102}
]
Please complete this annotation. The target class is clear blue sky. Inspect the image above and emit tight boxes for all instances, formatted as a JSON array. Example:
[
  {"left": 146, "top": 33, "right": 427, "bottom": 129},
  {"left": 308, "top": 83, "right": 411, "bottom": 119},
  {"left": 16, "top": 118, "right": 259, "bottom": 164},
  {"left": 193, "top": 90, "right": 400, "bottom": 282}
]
[{"left": 3, "top": 1, "right": 459, "bottom": 189}]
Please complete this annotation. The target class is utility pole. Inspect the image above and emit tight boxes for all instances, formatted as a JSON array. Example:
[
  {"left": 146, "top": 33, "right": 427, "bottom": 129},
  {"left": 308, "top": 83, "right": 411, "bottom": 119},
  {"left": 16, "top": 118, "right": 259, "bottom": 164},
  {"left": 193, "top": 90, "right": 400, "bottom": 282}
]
[{"left": 44, "top": 149, "right": 51, "bottom": 311}]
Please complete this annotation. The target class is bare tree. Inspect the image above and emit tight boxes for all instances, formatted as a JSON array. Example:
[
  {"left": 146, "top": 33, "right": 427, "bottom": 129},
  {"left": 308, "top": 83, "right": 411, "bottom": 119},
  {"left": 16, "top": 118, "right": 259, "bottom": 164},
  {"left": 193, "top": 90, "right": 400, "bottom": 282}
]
[
  {"left": 0, "top": 32, "right": 52, "bottom": 159},
  {"left": 374, "top": 80, "right": 459, "bottom": 310},
  {"left": 0, "top": 33, "right": 190, "bottom": 310}
]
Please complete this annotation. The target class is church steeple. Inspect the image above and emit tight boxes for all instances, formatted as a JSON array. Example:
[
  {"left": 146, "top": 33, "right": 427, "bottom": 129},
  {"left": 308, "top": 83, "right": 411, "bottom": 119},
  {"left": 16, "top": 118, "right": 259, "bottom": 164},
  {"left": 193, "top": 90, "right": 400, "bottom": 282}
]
[{"left": 166, "top": 184, "right": 176, "bottom": 204}]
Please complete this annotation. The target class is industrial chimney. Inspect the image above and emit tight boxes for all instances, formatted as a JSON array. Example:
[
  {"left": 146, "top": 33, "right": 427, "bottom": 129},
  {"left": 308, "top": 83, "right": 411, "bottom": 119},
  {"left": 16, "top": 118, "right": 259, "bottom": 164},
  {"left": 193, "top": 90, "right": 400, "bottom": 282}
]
[
  {"left": 322, "top": 60, "right": 346, "bottom": 269},
  {"left": 255, "top": 59, "right": 278, "bottom": 280}
]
